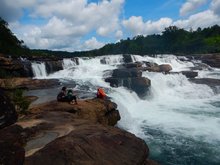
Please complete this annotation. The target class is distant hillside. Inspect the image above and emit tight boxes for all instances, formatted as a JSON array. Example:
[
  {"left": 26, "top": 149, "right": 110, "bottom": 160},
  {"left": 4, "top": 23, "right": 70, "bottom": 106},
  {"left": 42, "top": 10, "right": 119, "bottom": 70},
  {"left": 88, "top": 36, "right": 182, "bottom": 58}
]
[
  {"left": 74, "top": 25, "right": 220, "bottom": 57},
  {"left": 1, "top": 17, "right": 220, "bottom": 58}
]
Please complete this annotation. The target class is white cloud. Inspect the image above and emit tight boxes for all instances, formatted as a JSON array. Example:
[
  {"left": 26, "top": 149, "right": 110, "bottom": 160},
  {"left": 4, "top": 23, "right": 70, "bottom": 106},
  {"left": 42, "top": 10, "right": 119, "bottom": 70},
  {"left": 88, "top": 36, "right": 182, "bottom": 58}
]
[
  {"left": 83, "top": 37, "right": 105, "bottom": 50},
  {"left": 180, "top": 0, "right": 207, "bottom": 16},
  {"left": 122, "top": 7, "right": 220, "bottom": 38},
  {"left": 211, "top": 0, "right": 220, "bottom": 16},
  {"left": 115, "top": 30, "right": 123, "bottom": 39},
  {"left": 32, "top": 0, "right": 124, "bottom": 37},
  {"left": 122, "top": 16, "right": 173, "bottom": 36},
  {"left": 2, "top": 0, "right": 220, "bottom": 51},
  {"left": 3, "top": 0, "right": 124, "bottom": 51},
  {"left": 174, "top": 10, "right": 220, "bottom": 30}
]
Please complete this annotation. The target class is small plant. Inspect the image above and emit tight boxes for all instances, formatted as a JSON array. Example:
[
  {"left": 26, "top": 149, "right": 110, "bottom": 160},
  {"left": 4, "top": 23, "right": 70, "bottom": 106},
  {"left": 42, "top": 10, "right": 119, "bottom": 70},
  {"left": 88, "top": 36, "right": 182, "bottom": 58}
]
[{"left": 11, "top": 89, "right": 30, "bottom": 114}]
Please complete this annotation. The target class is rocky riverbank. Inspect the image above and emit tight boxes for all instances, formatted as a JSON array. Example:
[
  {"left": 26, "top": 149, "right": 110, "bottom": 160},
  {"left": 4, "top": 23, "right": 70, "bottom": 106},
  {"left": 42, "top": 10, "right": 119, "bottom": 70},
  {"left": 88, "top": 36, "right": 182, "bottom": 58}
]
[{"left": 0, "top": 89, "right": 158, "bottom": 165}]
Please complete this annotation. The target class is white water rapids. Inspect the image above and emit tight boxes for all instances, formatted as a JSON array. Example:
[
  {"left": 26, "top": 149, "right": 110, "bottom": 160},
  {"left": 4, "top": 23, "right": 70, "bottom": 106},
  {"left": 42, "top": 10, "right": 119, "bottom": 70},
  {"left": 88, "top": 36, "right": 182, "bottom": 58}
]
[{"left": 31, "top": 54, "right": 220, "bottom": 165}]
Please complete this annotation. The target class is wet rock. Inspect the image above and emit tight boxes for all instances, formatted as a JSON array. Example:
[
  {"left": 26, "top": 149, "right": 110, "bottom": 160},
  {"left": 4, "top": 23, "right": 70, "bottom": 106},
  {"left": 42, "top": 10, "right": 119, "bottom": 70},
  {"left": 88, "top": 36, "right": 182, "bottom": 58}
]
[
  {"left": 189, "top": 63, "right": 212, "bottom": 71},
  {"left": 159, "top": 64, "right": 172, "bottom": 72},
  {"left": 45, "top": 60, "right": 63, "bottom": 74},
  {"left": 190, "top": 78, "right": 220, "bottom": 93},
  {"left": 25, "top": 124, "right": 149, "bottom": 165},
  {"left": 200, "top": 54, "right": 220, "bottom": 68},
  {"left": 100, "top": 57, "right": 107, "bottom": 64},
  {"left": 122, "top": 62, "right": 143, "bottom": 68},
  {"left": 0, "top": 88, "right": 17, "bottom": 129},
  {"left": 181, "top": 71, "right": 198, "bottom": 78},
  {"left": 141, "top": 62, "right": 172, "bottom": 73},
  {"left": 71, "top": 57, "right": 79, "bottom": 65},
  {"left": 190, "top": 78, "right": 220, "bottom": 87},
  {"left": 0, "top": 78, "right": 60, "bottom": 90},
  {"left": 123, "top": 54, "right": 133, "bottom": 63},
  {"left": 105, "top": 77, "right": 151, "bottom": 98},
  {"left": 112, "top": 68, "right": 142, "bottom": 78}
]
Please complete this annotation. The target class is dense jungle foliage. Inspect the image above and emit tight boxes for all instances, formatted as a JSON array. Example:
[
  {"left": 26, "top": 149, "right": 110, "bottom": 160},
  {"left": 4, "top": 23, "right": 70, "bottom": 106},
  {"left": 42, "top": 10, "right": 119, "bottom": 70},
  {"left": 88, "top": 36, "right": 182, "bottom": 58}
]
[{"left": 74, "top": 25, "right": 220, "bottom": 57}]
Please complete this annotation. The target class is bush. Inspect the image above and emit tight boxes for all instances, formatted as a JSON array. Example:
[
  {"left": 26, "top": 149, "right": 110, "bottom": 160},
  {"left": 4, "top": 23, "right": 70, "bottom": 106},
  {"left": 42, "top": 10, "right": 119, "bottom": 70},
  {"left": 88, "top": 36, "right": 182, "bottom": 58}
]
[{"left": 10, "top": 89, "right": 30, "bottom": 114}]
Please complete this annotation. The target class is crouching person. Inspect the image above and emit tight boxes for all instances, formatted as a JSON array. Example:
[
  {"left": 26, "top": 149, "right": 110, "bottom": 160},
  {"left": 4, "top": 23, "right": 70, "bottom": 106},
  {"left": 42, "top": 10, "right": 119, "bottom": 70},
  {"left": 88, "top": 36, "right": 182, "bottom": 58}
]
[
  {"left": 57, "top": 87, "right": 78, "bottom": 104},
  {"left": 96, "top": 87, "right": 107, "bottom": 99}
]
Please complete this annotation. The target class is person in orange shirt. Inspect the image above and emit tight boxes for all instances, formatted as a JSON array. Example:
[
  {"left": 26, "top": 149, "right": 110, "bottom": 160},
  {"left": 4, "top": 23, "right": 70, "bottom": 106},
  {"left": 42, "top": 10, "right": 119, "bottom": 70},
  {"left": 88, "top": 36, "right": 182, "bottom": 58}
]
[{"left": 96, "top": 87, "right": 106, "bottom": 99}]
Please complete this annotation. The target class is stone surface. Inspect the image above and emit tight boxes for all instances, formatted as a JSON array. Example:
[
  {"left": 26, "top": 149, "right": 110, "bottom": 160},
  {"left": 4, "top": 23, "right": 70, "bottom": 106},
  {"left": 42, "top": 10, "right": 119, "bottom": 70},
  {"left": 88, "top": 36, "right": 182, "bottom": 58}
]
[
  {"left": 0, "top": 88, "right": 18, "bottom": 129},
  {"left": 25, "top": 124, "right": 149, "bottom": 165},
  {"left": 0, "top": 97, "right": 155, "bottom": 165},
  {"left": 181, "top": 71, "right": 198, "bottom": 78},
  {"left": 0, "top": 125, "right": 25, "bottom": 165},
  {"left": 200, "top": 54, "right": 220, "bottom": 68},
  {"left": 143, "top": 64, "right": 172, "bottom": 73},
  {"left": 0, "top": 142, "right": 25, "bottom": 165},
  {"left": 123, "top": 54, "right": 133, "bottom": 63},
  {"left": 121, "top": 62, "right": 143, "bottom": 69},
  {"left": 105, "top": 77, "right": 151, "bottom": 98},
  {"left": 45, "top": 60, "right": 63, "bottom": 74},
  {"left": 112, "top": 68, "right": 142, "bottom": 78},
  {"left": 0, "top": 78, "right": 60, "bottom": 90},
  {"left": 159, "top": 64, "right": 172, "bottom": 73},
  {"left": 190, "top": 78, "right": 220, "bottom": 94},
  {"left": 0, "top": 56, "right": 33, "bottom": 77},
  {"left": 29, "top": 98, "right": 120, "bottom": 126}
]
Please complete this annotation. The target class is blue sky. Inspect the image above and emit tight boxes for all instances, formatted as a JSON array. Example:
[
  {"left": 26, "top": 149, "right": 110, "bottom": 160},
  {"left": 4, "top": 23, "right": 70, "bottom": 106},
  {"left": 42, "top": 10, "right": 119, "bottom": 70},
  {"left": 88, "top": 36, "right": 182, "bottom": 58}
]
[{"left": 0, "top": 0, "right": 219, "bottom": 51}]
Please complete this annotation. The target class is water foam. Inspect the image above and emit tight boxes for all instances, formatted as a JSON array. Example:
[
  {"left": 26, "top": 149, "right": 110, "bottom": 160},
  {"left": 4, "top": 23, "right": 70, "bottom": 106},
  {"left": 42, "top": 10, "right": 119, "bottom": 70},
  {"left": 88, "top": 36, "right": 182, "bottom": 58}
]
[{"left": 31, "top": 54, "right": 220, "bottom": 164}]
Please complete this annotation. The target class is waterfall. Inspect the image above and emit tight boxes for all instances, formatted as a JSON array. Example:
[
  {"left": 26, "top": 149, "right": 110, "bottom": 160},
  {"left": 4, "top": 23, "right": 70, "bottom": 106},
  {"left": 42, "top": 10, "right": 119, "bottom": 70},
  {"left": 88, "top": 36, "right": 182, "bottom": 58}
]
[
  {"left": 29, "top": 54, "right": 220, "bottom": 165},
  {"left": 62, "top": 58, "right": 77, "bottom": 69},
  {"left": 31, "top": 62, "right": 47, "bottom": 78}
]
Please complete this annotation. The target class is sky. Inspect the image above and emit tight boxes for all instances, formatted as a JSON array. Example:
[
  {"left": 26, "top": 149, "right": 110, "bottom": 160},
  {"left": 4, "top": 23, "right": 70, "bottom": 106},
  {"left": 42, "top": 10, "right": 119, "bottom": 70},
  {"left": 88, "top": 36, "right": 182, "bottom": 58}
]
[{"left": 0, "top": 0, "right": 220, "bottom": 52}]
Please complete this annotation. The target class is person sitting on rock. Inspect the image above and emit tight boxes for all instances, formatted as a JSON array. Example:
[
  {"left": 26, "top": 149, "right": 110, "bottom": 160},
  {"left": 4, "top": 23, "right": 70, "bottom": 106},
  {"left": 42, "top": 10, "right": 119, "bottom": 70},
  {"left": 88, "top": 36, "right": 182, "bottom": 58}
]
[
  {"left": 97, "top": 87, "right": 106, "bottom": 99},
  {"left": 67, "top": 89, "right": 78, "bottom": 105},
  {"left": 57, "top": 87, "right": 78, "bottom": 104}
]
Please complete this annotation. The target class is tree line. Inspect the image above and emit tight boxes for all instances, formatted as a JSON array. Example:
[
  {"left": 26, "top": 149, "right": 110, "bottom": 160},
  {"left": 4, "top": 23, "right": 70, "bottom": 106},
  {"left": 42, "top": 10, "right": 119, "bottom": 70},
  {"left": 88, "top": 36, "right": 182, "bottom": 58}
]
[
  {"left": 75, "top": 25, "right": 220, "bottom": 57},
  {"left": 0, "top": 17, "right": 220, "bottom": 58}
]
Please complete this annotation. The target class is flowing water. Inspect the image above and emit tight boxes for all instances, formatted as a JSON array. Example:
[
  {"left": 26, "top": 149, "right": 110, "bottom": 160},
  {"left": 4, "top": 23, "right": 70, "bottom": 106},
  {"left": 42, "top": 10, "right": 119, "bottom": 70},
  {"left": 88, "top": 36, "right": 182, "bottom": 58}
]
[{"left": 31, "top": 54, "right": 220, "bottom": 165}]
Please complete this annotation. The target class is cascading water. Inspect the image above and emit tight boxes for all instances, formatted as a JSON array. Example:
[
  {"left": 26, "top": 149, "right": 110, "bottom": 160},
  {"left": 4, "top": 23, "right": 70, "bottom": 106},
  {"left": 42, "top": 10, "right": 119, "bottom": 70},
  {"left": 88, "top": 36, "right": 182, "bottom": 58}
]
[
  {"left": 31, "top": 55, "right": 220, "bottom": 165},
  {"left": 31, "top": 62, "right": 47, "bottom": 78}
]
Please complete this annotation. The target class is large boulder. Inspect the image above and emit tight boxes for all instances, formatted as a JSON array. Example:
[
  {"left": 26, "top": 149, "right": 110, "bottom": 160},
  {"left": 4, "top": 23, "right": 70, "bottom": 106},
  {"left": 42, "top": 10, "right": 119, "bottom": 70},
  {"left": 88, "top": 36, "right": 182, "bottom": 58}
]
[
  {"left": 72, "top": 57, "right": 80, "bottom": 65},
  {"left": 121, "top": 62, "right": 143, "bottom": 69},
  {"left": 45, "top": 60, "right": 63, "bottom": 74},
  {"left": 200, "top": 54, "right": 220, "bottom": 68},
  {"left": 159, "top": 64, "right": 172, "bottom": 72},
  {"left": 29, "top": 99, "right": 120, "bottom": 126},
  {"left": 25, "top": 124, "right": 149, "bottom": 165},
  {"left": 105, "top": 77, "right": 151, "bottom": 98},
  {"left": 143, "top": 63, "right": 172, "bottom": 73},
  {"left": 123, "top": 54, "right": 134, "bottom": 63},
  {"left": 181, "top": 71, "right": 198, "bottom": 78},
  {"left": 190, "top": 78, "right": 220, "bottom": 94},
  {"left": 105, "top": 65, "right": 151, "bottom": 98},
  {"left": 112, "top": 68, "right": 142, "bottom": 78},
  {"left": 0, "top": 88, "right": 17, "bottom": 129}
]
